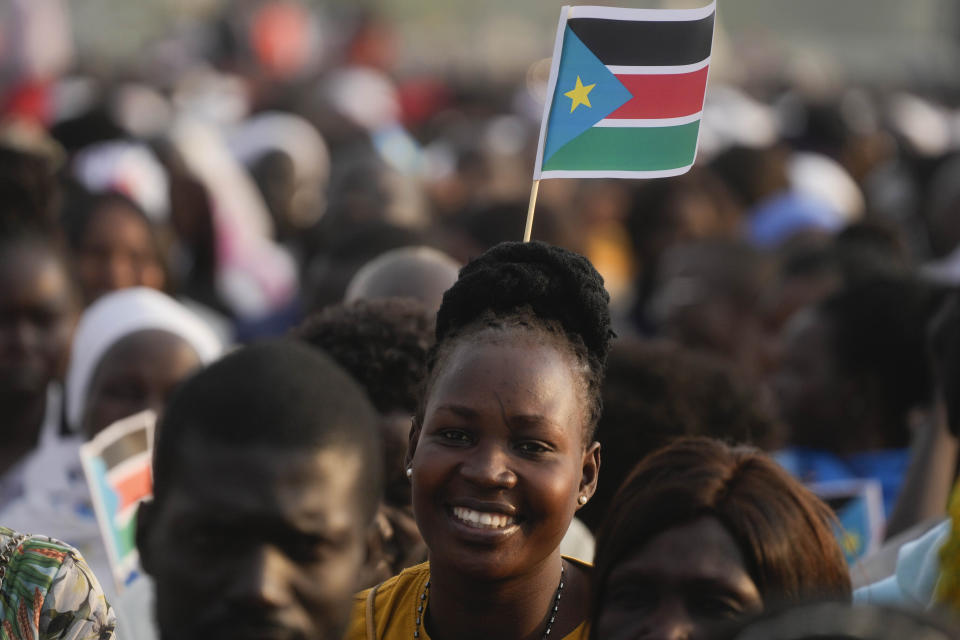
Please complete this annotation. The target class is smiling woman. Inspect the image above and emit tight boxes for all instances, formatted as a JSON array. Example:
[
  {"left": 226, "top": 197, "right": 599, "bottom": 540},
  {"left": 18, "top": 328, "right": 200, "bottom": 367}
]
[{"left": 346, "top": 240, "right": 614, "bottom": 640}]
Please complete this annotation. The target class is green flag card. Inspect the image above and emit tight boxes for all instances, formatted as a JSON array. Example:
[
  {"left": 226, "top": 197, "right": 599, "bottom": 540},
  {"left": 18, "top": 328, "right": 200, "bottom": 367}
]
[{"left": 534, "top": 2, "right": 716, "bottom": 179}]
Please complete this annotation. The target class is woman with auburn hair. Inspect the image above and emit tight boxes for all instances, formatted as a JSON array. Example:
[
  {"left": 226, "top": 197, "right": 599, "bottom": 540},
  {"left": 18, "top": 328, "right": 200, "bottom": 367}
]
[{"left": 592, "top": 437, "right": 850, "bottom": 640}]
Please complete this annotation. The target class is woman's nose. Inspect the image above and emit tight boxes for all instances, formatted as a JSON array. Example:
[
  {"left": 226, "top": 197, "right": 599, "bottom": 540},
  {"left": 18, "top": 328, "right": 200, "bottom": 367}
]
[
  {"left": 459, "top": 442, "right": 517, "bottom": 490},
  {"left": 640, "top": 600, "right": 696, "bottom": 640}
]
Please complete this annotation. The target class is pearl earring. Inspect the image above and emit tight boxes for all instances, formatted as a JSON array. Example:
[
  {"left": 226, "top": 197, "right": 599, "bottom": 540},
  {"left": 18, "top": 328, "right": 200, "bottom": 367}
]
[
  {"left": 406, "top": 467, "right": 413, "bottom": 479},
  {"left": 578, "top": 495, "right": 588, "bottom": 505}
]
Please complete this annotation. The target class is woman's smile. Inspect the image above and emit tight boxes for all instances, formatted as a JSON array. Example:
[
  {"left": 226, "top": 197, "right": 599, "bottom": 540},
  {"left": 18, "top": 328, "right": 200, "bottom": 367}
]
[{"left": 450, "top": 506, "right": 517, "bottom": 529}]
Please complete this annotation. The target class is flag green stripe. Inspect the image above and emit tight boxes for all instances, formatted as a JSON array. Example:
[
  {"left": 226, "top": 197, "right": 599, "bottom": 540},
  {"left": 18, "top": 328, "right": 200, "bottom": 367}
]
[
  {"left": 116, "top": 508, "right": 138, "bottom": 558},
  {"left": 543, "top": 121, "right": 700, "bottom": 172}
]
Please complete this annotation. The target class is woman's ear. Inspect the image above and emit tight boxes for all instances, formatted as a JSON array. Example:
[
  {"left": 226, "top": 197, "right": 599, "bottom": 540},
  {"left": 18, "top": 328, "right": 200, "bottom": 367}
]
[{"left": 578, "top": 441, "right": 601, "bottom": 507}]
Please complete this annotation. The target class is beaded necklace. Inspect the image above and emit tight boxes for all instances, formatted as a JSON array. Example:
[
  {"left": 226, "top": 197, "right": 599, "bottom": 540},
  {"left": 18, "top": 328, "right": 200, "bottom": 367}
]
[{"left": 413, "top": 563, "right": 566, "bottom": 639}]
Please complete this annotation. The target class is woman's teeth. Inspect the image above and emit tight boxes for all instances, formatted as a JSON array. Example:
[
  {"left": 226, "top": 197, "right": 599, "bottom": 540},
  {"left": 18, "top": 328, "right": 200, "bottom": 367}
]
[{"left": 452, "top": 506, "right": 516, "bottom": 529}]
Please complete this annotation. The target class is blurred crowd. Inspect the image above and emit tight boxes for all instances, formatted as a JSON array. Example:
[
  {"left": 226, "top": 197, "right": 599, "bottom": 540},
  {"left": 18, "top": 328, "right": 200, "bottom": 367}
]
[{"left": 5, "top": 0, "right": 960, "bottom": 639}]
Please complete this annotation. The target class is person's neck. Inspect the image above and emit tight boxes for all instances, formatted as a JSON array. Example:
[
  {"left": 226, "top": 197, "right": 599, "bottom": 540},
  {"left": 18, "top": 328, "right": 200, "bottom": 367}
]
[
  {"left": 0, "top": 389, "right": 47, "bottom": 477},
  {"left": 426, "top": 553, "right": 565, "bottom": 640}
]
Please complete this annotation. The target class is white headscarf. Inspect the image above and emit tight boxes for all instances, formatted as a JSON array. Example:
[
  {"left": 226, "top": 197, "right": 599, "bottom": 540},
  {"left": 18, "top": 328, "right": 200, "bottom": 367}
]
[{"left": 65, "top": 287, "right": 223, "bottom": 431}]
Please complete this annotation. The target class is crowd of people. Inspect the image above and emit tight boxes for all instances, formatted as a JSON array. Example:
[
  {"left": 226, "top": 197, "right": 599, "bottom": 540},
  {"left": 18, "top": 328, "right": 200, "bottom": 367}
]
[{"left": 5, "top": 1, "right": 960, "bottom": 639}]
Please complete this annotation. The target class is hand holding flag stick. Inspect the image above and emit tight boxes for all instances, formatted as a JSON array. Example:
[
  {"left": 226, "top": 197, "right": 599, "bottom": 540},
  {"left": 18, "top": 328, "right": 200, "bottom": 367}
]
[{"left": 523, "top": 1, "right": 716, "bottom": 241}]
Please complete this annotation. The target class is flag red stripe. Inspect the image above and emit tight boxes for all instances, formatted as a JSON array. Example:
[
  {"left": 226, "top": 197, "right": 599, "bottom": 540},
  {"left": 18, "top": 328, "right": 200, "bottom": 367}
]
[
  {"left": 609, "top": 67, "right": 709, "bottom": 119},
  {"left": 109, "top": 464, "right": 152, "bottom": 513}
]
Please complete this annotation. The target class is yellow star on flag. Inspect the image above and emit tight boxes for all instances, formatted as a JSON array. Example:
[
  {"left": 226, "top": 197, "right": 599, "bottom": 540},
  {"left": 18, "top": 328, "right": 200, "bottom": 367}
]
[{"left": 564, "top": 76, "right": 596, "bottom": 113}]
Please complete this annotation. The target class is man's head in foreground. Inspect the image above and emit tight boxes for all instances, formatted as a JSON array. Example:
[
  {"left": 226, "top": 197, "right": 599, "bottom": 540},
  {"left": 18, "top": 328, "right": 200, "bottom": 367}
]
[{"left": 137, "top": 340, "right": 383, "bottom": 640}]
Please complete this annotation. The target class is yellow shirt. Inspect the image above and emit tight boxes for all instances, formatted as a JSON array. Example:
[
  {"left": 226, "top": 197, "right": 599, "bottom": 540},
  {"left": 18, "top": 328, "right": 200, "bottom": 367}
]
[{"left": 345, "top": 560, "right": 590, "bottom": 640}]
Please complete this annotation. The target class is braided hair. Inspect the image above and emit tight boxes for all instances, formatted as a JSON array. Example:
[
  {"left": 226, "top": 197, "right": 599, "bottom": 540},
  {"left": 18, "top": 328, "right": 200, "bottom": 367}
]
[{"left": 419, "top": 241, "right": 614, "bottom": 442}]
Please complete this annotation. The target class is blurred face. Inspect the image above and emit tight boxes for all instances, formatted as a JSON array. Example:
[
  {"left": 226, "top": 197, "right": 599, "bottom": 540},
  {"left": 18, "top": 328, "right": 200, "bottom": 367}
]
[
  {"left": 650, "top": 253, "right": 770, "bottom": 380},
  {"left": 0, "top": 243, "right": 76, "bottom": 397},
  {"left": 82, "top": 330, "right": 202, "bottom": 439},
  {"left": 76, "top": 201, "right": 165, "bottom": 303},
  {"left": 773, "top": 308, "right": 846, "bottom": 447},
  {"left": 140, "top": 442, "right": 369, "bottom": 640},
  {"left": 595, "top": 517, "right": 762, "bottom": 640},
  {"left": 410, "top": 332, "right": 600, "bottom": 580}
]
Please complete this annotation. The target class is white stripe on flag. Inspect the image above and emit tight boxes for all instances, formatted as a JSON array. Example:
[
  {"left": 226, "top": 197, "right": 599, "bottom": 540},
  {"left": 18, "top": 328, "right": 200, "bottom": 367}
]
[
  {"left": 539, "top": 165, "right": 695, "bottom": 180},
  {"left": 567, "top": 1, "right": 715, "bottom": 23},
  {"left": 595, "top": 112, "right": 703, "bottom": 128},
  {"left": 606, "top": 58, "right": 710, "bottom": 75}
]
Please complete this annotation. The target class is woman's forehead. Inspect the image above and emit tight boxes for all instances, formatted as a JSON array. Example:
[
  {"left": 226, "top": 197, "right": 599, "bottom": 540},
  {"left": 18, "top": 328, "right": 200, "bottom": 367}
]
[
  {"left": 426, "top": 338, "right": 588, "bottom": 435},
  {"left": 435, "top": 336, "right": 581, "bottom": 393}
]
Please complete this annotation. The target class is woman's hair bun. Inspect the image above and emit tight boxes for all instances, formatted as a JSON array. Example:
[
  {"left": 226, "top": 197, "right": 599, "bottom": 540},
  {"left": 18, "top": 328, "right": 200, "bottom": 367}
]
[{"left": 436, "top": 241, "right": 613, "bottom": 365}]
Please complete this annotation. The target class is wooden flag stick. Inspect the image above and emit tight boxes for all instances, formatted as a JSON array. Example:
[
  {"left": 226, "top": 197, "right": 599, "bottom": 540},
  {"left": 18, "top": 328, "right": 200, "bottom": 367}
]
[{"left": 523, "top": 180, "right": 541, "bottom": 242}]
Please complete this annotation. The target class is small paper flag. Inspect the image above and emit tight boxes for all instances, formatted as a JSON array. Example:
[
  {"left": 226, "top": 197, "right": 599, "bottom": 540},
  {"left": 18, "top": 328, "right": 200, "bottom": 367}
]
[
  {"left": 808, "top": 478, "right": 885, "bottom": 565},
  {"left": 534, "top": 2, "right": 716, "bottom": 179},
  {"left": 80, "top": 410, "right": 156, "bottom": 592}
]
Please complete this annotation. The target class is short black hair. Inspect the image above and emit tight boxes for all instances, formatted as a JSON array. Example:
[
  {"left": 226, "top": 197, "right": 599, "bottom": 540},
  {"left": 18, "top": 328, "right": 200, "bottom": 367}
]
[
  {"left": 578, "top": 339, "right": 782, "bottom": 531},
  {"left": 293, "top": 298, "right": 434, "bottom": 415},
  {"left": 424, "top": 241, "right": 613, "bottom": 440},
  {"left": 152, "top": 340, "right": 383, "bottom": 519}
]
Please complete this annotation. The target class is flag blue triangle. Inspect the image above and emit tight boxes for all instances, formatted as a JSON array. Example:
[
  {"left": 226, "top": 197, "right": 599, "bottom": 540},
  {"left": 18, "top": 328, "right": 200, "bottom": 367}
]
[{"left": 543, "top": 27, "right": 633, "bottom": 164}]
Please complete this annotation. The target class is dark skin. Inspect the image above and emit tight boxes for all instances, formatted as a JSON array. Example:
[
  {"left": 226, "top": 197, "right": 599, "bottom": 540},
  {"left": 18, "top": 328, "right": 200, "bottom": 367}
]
[
  {"left": 75, "top": 201, "right": 165, "bottom": 304},
  {"left": 407, "top": 329, "right": 600, "bottom": 640},
  {"left": 595, "top": 517, "right": 762, "bottom": 640},
  {"left": 0, "top": 241, "right": 76, "bottom": 474},
  {"left": 81, "top": 329, "right": 202, "bottom": 440},
  {"left": 138, "top": 441, "right": 371, "bottom": 640}
]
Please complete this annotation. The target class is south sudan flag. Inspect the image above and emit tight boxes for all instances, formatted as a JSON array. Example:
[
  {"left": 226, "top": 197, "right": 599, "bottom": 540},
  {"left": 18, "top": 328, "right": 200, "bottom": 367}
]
[
  {"left": 80, "top": 410, "right": 155, "bottom": 591},
  {"left": 534, "top": 3, "right": 715, "bottom": 179}
]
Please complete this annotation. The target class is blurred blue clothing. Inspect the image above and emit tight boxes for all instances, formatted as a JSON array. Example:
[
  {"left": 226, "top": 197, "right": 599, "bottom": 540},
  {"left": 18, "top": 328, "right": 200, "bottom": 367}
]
[
  {"left": 746, "top": 191, "right": 844, "bottom": 247},
  {"left": 855, "top": 519, "right": 950, "bottom": 609},
  {"left": 232, "top": 296, "right": 303, "bottom": 342},
  {"left": 775, "top": 446, "right": 911, "bottom": 516}
]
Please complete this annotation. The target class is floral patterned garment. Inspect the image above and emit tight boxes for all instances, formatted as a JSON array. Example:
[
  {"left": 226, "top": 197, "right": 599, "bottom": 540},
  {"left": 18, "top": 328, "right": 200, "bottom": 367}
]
[{"left": 0, "top": 527, "right": 116, "bottom": 640}]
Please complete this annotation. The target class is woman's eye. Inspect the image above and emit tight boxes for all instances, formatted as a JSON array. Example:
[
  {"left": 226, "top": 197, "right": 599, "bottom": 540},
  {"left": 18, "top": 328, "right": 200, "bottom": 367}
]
[
  {"left": 517, "top": 441, "right": 550, "bottom": 455},
  {"left": 439, "top": 430, "right": 472, "bottom": 444},
  {"left": 692, "top": 595, "right": 744, "bottom": 620}
]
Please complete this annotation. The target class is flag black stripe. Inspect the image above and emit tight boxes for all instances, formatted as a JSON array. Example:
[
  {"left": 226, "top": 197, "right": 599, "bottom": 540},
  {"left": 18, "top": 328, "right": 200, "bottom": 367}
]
[
  {"left": 100, "top": 429, "right": 150, "bottom": 469},
  {"left": 567, "top": 13, "right": 714, "bottom": 67}
]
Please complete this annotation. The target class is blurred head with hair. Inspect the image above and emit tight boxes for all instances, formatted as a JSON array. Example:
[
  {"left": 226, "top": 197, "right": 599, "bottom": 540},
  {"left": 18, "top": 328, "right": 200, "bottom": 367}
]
[
  {"left": 138, "top": 340, "right": 383, "bottom": 640},
  {"left": 774, "top": 275, "right": 940, "bottom": 453},
  {"left": 344, "top": 246, "right": 460, "bottom": 314},
  {"left": 65, "top": 190, "right": 167, "bottom": 305},
  {"left": 648, "top": 240, "right": 777, "bottom": 378},
  {"left": 592, "top": 437, "right": 850, "bottom": 640},
  {"left": 577, "top": 339, "right": 782, "bottom": 532},
  {"left": 0, "top": 225, "right": 78, "bottom": 473}
]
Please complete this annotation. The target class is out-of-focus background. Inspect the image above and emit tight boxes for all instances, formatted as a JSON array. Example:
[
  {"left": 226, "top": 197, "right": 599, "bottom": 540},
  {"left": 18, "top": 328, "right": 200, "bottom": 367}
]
[
  {"left": 7, "top": 0, "right": 960, "bottom": 580},
  {"left": 53, "top": 0, "right": 960, "bottom": 84}
]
